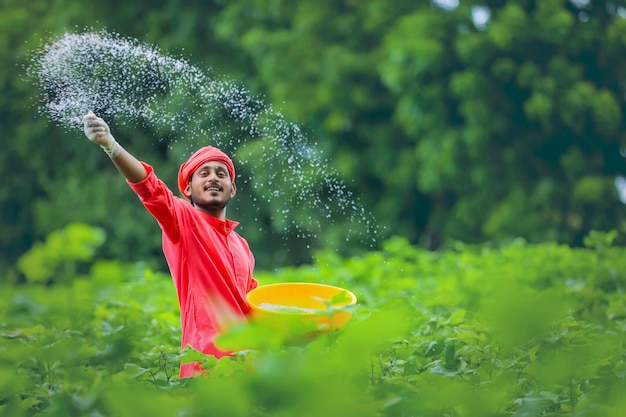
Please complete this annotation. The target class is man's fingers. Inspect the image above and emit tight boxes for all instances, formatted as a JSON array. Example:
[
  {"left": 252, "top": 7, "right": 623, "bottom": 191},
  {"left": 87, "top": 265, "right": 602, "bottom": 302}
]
[
  {"left": 82, "top": 111, "right": 102, "bottom": 124},
  {"left": 85, "top": 120, "right": 104, "bottom": 129}
]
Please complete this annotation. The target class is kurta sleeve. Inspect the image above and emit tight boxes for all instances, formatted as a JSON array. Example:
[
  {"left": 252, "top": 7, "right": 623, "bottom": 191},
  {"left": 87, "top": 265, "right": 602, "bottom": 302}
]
[{"left": 126, "top": 162, "right": 183, "bottom": 243}]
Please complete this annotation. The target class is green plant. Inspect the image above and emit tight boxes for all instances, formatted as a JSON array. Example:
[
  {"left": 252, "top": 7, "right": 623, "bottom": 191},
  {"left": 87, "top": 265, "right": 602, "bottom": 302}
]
[{"left": 2, "top": 229, "right": 626, "bottom": 416}]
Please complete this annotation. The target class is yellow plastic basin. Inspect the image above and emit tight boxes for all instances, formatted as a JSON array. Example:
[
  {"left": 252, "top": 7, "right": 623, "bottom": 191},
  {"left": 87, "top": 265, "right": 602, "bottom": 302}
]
[{"left": 246, "top": 282, "right": 357, "bottom": 331}]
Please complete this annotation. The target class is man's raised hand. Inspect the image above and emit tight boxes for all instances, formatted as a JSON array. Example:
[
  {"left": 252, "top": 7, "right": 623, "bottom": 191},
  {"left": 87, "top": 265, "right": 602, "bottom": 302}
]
[{"left": 83, "top": 111, "right": 121, "bottom": 157}]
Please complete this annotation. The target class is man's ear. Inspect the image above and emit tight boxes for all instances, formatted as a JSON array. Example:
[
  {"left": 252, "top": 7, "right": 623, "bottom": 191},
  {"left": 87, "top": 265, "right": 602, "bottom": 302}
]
[
  {"left": 230, "top": 182, "right": 237, "bottom": 197},
  {"left": 184, "top": 183, "right": 191, "bottom": 197}
]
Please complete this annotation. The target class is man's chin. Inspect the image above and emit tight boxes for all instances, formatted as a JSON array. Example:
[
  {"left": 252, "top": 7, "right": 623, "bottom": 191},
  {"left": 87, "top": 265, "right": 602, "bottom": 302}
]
[{"left": 195, "top": 199, "right": 228, "bottom": 211}]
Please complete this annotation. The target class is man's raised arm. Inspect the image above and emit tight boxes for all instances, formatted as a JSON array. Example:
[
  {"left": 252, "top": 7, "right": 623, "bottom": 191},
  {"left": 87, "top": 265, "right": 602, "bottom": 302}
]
[{"left": 82, "top": 111, "right": 148, "bottom": 183}]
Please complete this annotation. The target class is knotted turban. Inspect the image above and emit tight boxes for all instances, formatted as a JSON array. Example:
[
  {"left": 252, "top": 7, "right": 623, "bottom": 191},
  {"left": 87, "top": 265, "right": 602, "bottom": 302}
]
[{"left": 177, "top": 146, "right": 236, "bottom": 198}]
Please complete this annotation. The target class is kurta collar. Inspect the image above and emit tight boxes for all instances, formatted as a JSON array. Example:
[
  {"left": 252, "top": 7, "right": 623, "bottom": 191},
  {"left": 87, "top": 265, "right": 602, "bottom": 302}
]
[{"left": 201, "top": 211, "right": 239, "bottom": 235}]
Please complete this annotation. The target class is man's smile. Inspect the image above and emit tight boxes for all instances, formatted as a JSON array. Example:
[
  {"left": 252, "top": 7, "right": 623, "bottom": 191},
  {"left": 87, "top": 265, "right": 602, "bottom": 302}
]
[{"left": 204, "top": 184, "right": 222, "bottom": 192}]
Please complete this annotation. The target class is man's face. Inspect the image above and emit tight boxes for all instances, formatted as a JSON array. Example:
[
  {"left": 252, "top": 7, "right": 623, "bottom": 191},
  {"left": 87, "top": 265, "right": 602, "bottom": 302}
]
[{"left": 186, "top": 161, "right": 236, "bottom": 211}]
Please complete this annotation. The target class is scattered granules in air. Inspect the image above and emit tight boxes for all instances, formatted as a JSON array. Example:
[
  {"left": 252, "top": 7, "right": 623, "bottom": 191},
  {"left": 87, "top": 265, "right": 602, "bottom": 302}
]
[{"left": 27, "top": 29, "right": 381, "bottom": 248}]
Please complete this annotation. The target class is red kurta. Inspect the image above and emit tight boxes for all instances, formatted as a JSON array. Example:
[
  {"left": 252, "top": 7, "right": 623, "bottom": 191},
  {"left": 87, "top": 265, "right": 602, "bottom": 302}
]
[{"left": 127, "top": 162, "right": 258, "bottom": 378}]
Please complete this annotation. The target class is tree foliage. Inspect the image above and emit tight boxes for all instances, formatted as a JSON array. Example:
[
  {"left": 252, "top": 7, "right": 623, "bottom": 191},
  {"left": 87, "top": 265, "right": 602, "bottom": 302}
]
[
  {"left": 212, "top": 0, "right": 626, "bottom": 246},
  {"left": 2, "top": 0, "right": 626, "bottom": 273}
]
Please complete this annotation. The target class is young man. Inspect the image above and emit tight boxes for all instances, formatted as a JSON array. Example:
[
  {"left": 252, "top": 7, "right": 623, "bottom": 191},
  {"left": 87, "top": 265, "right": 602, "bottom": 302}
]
[{"left": 83, "top": 111, "right": 258, "bottom": 378}]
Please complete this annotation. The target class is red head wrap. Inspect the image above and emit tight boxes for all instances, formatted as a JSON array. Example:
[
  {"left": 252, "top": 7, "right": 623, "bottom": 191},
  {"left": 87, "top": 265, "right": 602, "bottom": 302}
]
[{"left": 177, "top": 146, "right": 236, "bottom": 198}]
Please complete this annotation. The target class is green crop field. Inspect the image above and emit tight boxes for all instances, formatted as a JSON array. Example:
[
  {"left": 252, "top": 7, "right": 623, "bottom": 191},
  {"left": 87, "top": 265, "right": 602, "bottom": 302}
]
[{"left": 1, "top": 224, "right": 625, "bottom": 416}]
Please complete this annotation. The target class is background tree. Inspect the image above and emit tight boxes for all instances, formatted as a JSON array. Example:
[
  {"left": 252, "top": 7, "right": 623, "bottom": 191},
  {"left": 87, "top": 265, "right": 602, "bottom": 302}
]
[
  {"left": 212, "top": 0, "right": 626, "bottom": 246},
  {"left": 1, "top": 0, "right": 626, "bottom": 277}
]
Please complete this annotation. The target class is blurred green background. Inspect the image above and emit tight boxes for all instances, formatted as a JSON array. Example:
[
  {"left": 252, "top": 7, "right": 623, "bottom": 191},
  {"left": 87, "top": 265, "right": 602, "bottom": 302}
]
[{"left": 2, "top": 0, "right": 626, "bottom": 275}]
